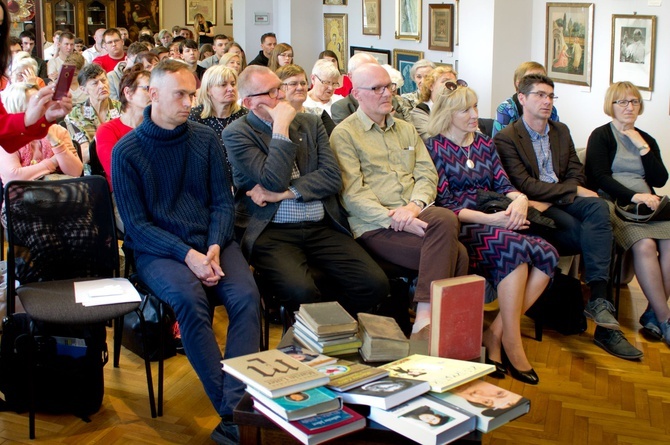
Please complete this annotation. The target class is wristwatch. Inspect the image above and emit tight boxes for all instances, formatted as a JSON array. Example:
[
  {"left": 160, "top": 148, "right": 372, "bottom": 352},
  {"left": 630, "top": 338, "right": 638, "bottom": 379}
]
[{"left": 410, "top": 199, "right": 425, "bottom": 210}]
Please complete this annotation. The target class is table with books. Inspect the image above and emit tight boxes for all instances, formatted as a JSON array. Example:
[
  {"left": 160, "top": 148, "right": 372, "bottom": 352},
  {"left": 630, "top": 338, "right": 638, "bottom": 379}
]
[{"left": 227, "top": 302, "right": 529, "bottom": 445}]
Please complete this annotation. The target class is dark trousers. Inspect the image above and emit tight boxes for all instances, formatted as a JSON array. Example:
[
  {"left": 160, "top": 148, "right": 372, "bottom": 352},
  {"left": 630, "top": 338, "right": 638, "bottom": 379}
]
[
  {"left": 251, "top": 221, "right": 389, "bottom": 315},
  {"left": 358, "top": 206, "right": 469, "bottom": 302},
  {"left": 543, "top": 196, "right": 612, "bottom": 284},
  {"left": 136, "top": 241, "right": 260, "bottom": 417}
]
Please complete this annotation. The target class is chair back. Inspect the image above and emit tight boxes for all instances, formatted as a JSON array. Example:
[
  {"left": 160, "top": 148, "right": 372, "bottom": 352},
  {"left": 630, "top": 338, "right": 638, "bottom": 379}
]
[
  {"left": 4, "top": 176, "right": 120, "bottom": 314},
  {"left": 88, "top": 139, "right": 106, "bottom": 178}
]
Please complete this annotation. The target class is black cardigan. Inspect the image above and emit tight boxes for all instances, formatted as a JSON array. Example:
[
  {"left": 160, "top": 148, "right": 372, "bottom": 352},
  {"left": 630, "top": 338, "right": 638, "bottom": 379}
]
[{"left": 585, "top": 122, "right": 667, "bottom": 205}]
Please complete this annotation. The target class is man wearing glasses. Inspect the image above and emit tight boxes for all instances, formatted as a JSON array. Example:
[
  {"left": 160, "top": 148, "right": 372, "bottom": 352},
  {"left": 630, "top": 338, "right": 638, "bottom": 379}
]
[
  {"left": 329, "top": 62, "right": 469, "bottom": 338},
  {"left": 222, "top": 65, "right": 389, "bottom": 318},
  {"left": 495, "top": 74, "right": 642, "bottom": 360},
  {"left": 92, "top": 28, "right": 126, "bottom": 73}
]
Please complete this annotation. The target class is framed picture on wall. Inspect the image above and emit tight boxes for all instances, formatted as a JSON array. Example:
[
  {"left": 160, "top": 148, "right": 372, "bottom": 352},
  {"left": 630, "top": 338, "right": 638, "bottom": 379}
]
[
  {"left": 394, "top": 49, "right": 424, "bottom": 95},
  {"left": 545, "top": 3, "right": 594, "bottom": 87},
  {"left": 224, "top": 0, "right": 233, "bottom": 25},
  {"left": 186, "top": 0, "right": 216, "bottom": 26},
  {"left": 350, "top": 46, "right": 391, "bottom": 66},
  {"left": 428, "top": 4, "right": 454, "bottom": 51},
  {"left": 118, "top": 1, "right": 160, "bottom": 33},
  {"left": 324, "top": 14, "right": 348, "bottom": 74},
  {"left": 324, "top": 0, "right": 347, "bottom": 5},
  {"left": 395, "top": 0, "right": 422, "bottom": 41},
  {"left": 363, "top": 0, "right": 381, "bottom": 36},
  {"left": 610, "top": 14, "right": 656, "bottom": 91}
]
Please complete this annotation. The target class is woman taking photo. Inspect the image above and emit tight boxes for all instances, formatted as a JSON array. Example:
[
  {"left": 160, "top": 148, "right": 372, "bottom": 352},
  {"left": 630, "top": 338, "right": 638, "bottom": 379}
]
[
  {"left": 586, "top": 81, "right": 670, "bottom": 343},
  {"left": 425, "top": 84, "right": 558, "bottom": 384}
]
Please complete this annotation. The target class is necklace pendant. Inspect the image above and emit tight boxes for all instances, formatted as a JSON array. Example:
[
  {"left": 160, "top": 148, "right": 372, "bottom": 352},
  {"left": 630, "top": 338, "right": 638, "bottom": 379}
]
[{"left": 466, "top": 159, "right": 475, "bottom": 169}]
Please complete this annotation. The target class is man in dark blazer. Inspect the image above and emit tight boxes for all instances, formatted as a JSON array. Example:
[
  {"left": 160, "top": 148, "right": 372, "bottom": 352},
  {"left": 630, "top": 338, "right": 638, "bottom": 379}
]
[
  {"left": 222, "top": 65, "right": 388, "bottom": 316},
  {"left": 495, "top": 73, "right": 642, "bottom": 360}
]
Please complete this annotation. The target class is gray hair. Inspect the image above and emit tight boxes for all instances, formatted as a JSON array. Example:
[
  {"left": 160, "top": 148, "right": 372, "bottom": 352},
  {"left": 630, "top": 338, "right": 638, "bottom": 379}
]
[
  {"left": 348, "top": 52, "right": 378, "bottom": 75},
  {"left": 382, "top": 64, "right": 403, "bottom": 88},
  {"left": 311, "top": 59, "right": 341, "bottom": 82},
  {"left": 237, "top": 65, "right": 273, "bottom": 99},
  {"left": 410, "top": 59, "right": 436, "bottom": 79},
  {"left": 1, "top": 82, "right": 39, "bottom": 113}
]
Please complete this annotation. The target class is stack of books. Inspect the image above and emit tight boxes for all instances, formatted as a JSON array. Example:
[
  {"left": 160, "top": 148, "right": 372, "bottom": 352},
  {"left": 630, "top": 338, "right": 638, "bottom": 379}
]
[
  {"left": 316, "top": 358, "right": 389, "bottom": 392},
  {"left": 357, "top": 313, "right": 409, "bottom": 362},
  {"left": 294, "top": 302, "right": 362, "bottom": 356}
]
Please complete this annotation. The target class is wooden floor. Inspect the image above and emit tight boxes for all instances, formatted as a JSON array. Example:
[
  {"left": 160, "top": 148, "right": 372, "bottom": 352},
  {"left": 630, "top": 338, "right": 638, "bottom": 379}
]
[{"left": 2, "top": 279, "right": 670, "bottom": 444}]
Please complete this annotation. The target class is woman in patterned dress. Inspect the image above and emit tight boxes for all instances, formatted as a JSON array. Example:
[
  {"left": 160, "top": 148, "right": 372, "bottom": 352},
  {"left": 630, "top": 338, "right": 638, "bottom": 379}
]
[
  {"left": 425, "top": 85, "right": 559, "bottom": 385},
  {"left": 586, "top": 81, "right": 670, "bottom": 344}
]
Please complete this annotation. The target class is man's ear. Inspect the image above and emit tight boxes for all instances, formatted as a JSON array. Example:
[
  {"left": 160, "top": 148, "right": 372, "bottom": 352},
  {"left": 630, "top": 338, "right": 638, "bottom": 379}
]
[
  {"left": 241, "top": 96, "right": 251, "bottom": 109},
  {"left": 517, "top": 92, "right": 526, "bottom": 107},
  {"left": 351, "top": 87, "right": 360, "bottom": 102}
]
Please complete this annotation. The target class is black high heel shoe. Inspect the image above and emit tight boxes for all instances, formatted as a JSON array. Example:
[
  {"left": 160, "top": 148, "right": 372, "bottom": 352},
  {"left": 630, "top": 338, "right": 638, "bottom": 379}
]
[
  {"left": 502, "top": 347, "right": 539, "bottom": 385},
  {"left": 484, "top": 351, "right": 507, "bottom": 379}
]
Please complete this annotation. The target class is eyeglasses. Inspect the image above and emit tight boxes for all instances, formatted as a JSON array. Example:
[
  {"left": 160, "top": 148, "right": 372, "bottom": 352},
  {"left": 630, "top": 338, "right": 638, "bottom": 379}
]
[
  {"left": 526, "top": 91, "right": 558, "bottom": 101},
  {"left": 278, "top": 52, "right": 293, "bottom": 58},
  {"left": 247, "top": 87, "right": 281, "bottom": 99},
  {"left": 613, "top": 99, "right": 641, "bottom": 107},
  {"left": 105, "top": 39, "right": 123, "bottom": 46},
  {"left": 314, "top": 74, "right": 340, "bottom": 89},
  {"left": 282, "top": 81, "right": 308, "bottom": 89},
  {"left": 357, "top": 83, "right": 398, "bottom": 95}
]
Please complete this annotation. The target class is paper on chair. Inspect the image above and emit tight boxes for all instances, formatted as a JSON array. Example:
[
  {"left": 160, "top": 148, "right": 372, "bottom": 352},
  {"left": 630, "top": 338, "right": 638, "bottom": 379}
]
[{"left": 74, "top": 278, "right": 141, "bottom": 306}]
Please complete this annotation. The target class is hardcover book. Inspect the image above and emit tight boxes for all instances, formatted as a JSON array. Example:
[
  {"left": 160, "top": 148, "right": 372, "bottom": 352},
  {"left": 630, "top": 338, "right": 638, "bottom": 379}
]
[
  {"left": 430, "top": 275, "right": 486, "bottom": 360},
  {"left": 368, "top": 395, "right": 476, "bottom": 445},
  {"left": 222, "top": 350, "right": 330, "bottom": 398},
  {"left": 294, "top": 317, "right": 360, "bottom": 343},
  {"left": 316, "top": 359, "right": 389, "bottom": 392},
  {"left": 338, "top": 377, "right": 431, "bottom": 410},
  {"left": 294, "top": 327, "right": 362, "bottom": 355},
  {"left": 358, "top": 313, "right": 409, "bottom": 362},
  {"left": 253, "top": 401, "right": 366, "bottom": 445},
  {"left": 428, "top": 380, "right": 530, "bottom": 432},
  {"left": 277, "top": 345, "right": 337, "bottom": 368},
  {"left": 379, "top": 354, "right": 495, "bottom": 393},
  {"left": 246, "top": 385, "right": 342, "bottom": 421},
  {"left": 298, "top": 301, "right": 358, "bottom": 336}
]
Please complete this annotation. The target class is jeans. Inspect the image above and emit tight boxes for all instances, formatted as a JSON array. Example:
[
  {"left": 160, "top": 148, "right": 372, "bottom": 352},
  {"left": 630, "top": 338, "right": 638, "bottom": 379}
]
[{"left": 136, "top": 241, "right": 260, "bottom": 417}]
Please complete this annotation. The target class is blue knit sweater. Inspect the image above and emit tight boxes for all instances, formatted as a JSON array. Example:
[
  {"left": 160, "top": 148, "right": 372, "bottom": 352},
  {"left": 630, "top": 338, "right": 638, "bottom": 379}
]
[{"left": 112, "top": 106, "right": 234, "bottom": 262}]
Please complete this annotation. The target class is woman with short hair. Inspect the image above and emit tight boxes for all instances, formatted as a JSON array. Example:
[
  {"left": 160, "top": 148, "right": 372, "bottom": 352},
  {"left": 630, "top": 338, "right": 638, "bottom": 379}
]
[{"left": 303, "top": 59, "right": 343, "bottom": 117}]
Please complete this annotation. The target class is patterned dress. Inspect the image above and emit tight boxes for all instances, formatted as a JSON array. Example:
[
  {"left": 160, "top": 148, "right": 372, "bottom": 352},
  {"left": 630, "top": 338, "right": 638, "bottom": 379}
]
[{"left": 426, "top": 132, "right": 558, "bottom": 286}]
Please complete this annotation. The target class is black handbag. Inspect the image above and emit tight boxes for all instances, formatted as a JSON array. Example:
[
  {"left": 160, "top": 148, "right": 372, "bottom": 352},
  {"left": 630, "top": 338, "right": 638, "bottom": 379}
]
[
  {"left": 615, "top": 195, "right": 670, "bottom": 223},
  {"left": 475, "top": 189, "right": 557, "bottom": 237}
]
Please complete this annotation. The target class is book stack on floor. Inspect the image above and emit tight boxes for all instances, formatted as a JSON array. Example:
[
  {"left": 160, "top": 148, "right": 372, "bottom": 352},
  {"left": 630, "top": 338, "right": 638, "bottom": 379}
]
[
  {"left": 293, "top": 302, "right": 362, "bottom": 356},
  {"left": 357, "top": 313, "right": 410, "bottom": 362},
  {"left": 222, "top": 349, "right": 365, "bottom": 444}
]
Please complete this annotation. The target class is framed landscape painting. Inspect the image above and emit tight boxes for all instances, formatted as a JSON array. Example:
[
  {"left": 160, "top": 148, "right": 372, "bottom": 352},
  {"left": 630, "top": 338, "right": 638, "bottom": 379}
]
[
  {"left": 394, "top": 49, "right": 424, "bottom": 95},
  {"left": 610, "top": 14, "right": 656, "bottom": 91},
  {"left": 545, "top": 3, "right": 594, "bottom": 87}
]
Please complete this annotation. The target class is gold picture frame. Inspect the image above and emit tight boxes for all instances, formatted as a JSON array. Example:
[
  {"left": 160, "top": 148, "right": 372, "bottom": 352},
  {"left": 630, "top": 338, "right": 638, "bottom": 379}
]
[
  {"left": 428, "top": 4, "right": 454, "bottom": 51},
  {"left": 545, "top": 3, "right": 594, "bottom": 87},
  {"left": 610, "top": 14, "right": 656, "bottom": 92},
  {"left": 395, "top": 0, "right": 422, "bottom": 41},
  {"left": 363, "top": 0, "right": 381, "bottom": 36},
  {"left": 324, "top": 13, "right": 348, "bottom": 74},
  {"left": 186, "top": 0, "right": 216, "bottom": 26},
  {"left": 393, "top": 49, "right": 424, "bottom": 95}
]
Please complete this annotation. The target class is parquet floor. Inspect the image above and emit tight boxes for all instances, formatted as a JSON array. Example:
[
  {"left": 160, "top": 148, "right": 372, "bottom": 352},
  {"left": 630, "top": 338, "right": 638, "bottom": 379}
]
[{"left": 1, "top": 279, "right": 670, "bottom": 444}]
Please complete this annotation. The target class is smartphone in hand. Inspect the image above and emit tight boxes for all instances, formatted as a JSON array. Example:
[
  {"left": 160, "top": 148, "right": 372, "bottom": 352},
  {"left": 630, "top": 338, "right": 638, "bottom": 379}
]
[{"left": 53, "top": 64, "right": 76, "bottom": 101}]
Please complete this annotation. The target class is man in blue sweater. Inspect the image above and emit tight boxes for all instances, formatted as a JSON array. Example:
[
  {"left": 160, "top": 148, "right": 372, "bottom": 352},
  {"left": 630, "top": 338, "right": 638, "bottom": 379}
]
[{"left": 112, "top": 59, "right": 259, "bottom": 445}]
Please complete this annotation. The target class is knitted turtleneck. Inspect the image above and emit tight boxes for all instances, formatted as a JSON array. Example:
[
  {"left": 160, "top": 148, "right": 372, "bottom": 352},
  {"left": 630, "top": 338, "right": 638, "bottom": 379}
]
[{"left": 112, "top": 106, "right": 234, "bottom": 262}]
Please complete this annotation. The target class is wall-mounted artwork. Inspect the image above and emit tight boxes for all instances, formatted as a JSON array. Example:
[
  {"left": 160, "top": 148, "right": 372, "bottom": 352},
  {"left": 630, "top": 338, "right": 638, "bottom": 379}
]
[
  {"left": 324, "top": 14, "right": 348, "bottom": 74},
  {"left": 394, "top": 49, "right": 424, "bottom": 95},
  {"left": 396, "top": 0, "right": 421, "bottom": 41},
  {"left": 118, "top": 0, "right": 159, "bottom": 35},
  {"left": 186, "top": 0, "right": 216, "bottom": 26},
  {"left": 610, "top": 14, "right": 656, "bottom": 91},
  {"left": 324, "top": 0, "right": 347, "bottom": 5},
  {"left": 428, "top": 4, "right": 454, "bottom": 52},
  {"left": 545, "top": 3, "right": 594, "bottom": 87},
  {"left": 224, "top": 0, "right": 233, "bottom": 26},
  {"left": 350, "top": 46, "right": 391, "bottom": 66},
  {"left": 363, "top": 0, "right": 381, "bottom": 36}
]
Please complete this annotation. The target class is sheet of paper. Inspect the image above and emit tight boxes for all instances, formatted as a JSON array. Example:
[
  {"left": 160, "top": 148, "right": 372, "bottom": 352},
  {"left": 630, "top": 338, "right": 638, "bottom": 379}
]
[{"left": 74, "top": 278, "right": 141, "bottom": 306}]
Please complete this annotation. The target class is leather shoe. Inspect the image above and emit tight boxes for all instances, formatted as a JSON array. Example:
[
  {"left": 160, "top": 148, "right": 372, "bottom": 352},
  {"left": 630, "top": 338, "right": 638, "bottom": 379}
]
[
  {"left": 211, "top": 417, "right": 240, "bottom": 445},
  {"left": 639, "top": 307, "right": 663, "bottom": 341},
  {"left": 502, "top": 348, "right": 539, "bottom": 385},
  {"left": 485, "top": 352, "right": 507, "bottom": 379},
  {"left": 593, "top": 326, "right": 643, "bottom": 360}
]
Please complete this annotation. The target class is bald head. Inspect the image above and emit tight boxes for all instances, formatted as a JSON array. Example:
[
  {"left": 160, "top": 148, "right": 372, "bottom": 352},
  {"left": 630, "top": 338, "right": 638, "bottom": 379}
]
[
  {"left": 348, "top": 52, "right": 378, "bottom": 76},
  {"left": 351, "top": 63, "right": 389, "bottom": 89}
]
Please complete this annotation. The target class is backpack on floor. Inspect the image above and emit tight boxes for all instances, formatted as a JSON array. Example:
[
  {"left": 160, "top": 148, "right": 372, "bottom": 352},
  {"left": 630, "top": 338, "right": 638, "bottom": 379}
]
[{"left": 0, "top": 313, "right": 108, "bottom": 420}]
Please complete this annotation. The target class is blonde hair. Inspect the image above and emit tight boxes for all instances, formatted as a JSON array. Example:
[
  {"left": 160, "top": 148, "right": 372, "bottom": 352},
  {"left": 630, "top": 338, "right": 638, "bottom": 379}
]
[
  {"left": 418, "top": 66, "right": 458, "bottom": 103},
  {"left": 603, "top": 81, "right": 644, "bottom": 117},
  {"left": 427, "top": 86, "right": 478, "bottom": 137},
  {"left": 195, "top": 65, "right": 241, "bottom": 118},
  {"left": 513, "top": 61, "right": 546, "bottom": 90},
  {"left": 219, "top": 52, "right": 241, "bottom": 71},
  {"left": 1, "top": 82, "right": 39, "bottom": 113}
]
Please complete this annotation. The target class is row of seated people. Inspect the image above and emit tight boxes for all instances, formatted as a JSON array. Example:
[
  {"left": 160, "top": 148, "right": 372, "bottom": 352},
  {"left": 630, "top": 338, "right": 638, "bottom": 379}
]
[{"left": 2, "top": 46, "right": 668, "bottom": 445}]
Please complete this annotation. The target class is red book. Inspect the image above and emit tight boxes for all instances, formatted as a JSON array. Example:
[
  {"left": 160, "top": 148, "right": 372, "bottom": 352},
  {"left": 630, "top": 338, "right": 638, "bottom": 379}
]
[{"left": 429, "top": 275, "right": 486, "bottom": 360}]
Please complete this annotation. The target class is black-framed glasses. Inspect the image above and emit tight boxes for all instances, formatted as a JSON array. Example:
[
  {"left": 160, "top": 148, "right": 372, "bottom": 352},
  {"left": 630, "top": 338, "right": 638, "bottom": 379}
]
[
  {"left": 314, "top": 74, "right": 340, "bottom": 89},
  {"left": 282, "top": 81, "right": 308, "bottom": 89},
  {"left": 612, "top": 99, "right": 641, "bottom": 107},
  {"left": 527, "top": 91, "right": 558, "bottom": 101},
  {"left": 247, "top": 87, "right": 281, "bottom": 99},
  {"left": 357, "top": 83, "right": 397, "bottom": 95}
]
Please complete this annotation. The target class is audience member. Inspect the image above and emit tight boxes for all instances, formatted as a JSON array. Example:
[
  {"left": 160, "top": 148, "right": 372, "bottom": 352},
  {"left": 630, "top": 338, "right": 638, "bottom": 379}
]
[
  {"left": 112, "top": 59, "right": 260, "bottom": 445},
  {"left": 83, "top": 28, "right": 107, "bottom": 64},
  {"left": 319, "top": 50, "right": 350, "bottom": 96},
  {"left": 277, "top": 64, "right": 335, "bottom": 135},
  {"left": 199, "top": 44, "right": 214, "bottom": 60},
  {"left": 401, "top": 59, "right": 435, "bottom": 107},
  {"left": 151, "top": 45, "right": 170, "bottom": 60},
  {"left": 219, "top": 52, "right": 241, "bottom": 74},
  {"left": 222, "top": 41, "right": 246, "bottom": 71},
  {"left": 19, "top": 31, "right": 48, "bottom": 83},
  {"left": 93, "top": 28, "right": 127, "bottom": 72},
  {"left": 409, "top": 65, "right": 458, "bottom": 141},
  {"left": 381, "top": 64, "right": 413, "bottom": 122},
  {"left": 199, "top": 34, "right": 230, "bottom": 69},
  {"left": 9, "top": 52, "right": 45, "bottom": 88},
  {"left": 157, "top": 29, "right": 173, "bottom": 48},
  {"left": 179, "top": 39, "right": 205, "bottom": 84},
  {"left": 74, "top": 38, "right": 85, "bottom": 54},
  {"left": 329, "top": 62, "right": 468, "bottom": 337},
  {"left": 248, "top": 32, "right": 276, "bottom": 67},
  {"left": 47, "top": 31, "right": 75, "bottom": 81},
  {"left": 222, "top": 65, "right": 388, "bottom": 315},
  {"left": 179, "top": 27, "right": 194, "bottom": 40},
  {"left": 136, "top": 51, "right": 159, "bottom": 71},
  {"left": 492, "top": 61, "right": 560, "bottom": 137},
  {"left": 64, "top": 53, "right": 88, "bottom": 104},
  {"left": 303, "top": 59, "right": 343, "bottom": 117},
  {"left": 267, "top": 43, "right": 293, "bottom": 72},
  {"left": 586, "top": 81, "right": 670, "bottom": 344},
  {"left": 494, "top": 74, "right": 642, "bottom": 360},
  {"left": 193, "top": 13, "right": 215, "bottom": 46},
  {"left": 425, "top": 84, "right": 558, "bottom": 384},
  {"left": 108, "top": 41, "right": 146, "bottom": 100},
  {"left": 43, "top": 30, "right": 62, "bottom": 61}
]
